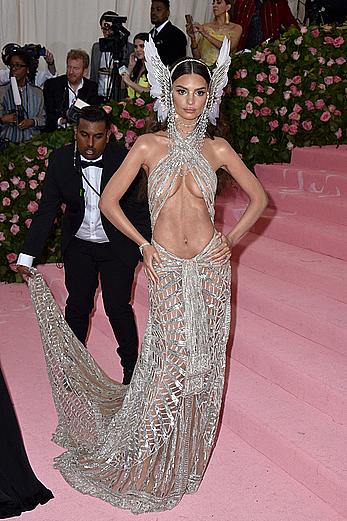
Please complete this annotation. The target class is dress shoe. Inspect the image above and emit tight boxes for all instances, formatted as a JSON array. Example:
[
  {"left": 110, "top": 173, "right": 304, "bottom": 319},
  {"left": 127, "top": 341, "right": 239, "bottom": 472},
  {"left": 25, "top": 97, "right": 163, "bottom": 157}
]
[{"left": 122, "top": 366, "right": 135, "bottom": 385}]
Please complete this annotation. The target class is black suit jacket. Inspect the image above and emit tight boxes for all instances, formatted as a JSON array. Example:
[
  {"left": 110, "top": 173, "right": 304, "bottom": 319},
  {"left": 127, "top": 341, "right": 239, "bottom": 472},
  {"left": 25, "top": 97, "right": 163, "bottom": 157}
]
[
  {"left": 21, "top": 142, "right": 151, "bottom": 268},
  {"left": 153, "top": 21, "right": 187, "bottom": 66},
  {"left": 43, "top": 74, "right": 99, "bottom": 132}
]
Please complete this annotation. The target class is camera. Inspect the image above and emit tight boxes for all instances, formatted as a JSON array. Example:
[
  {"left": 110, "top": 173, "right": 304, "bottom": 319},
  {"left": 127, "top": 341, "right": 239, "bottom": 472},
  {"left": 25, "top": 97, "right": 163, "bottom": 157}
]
[
  {"left": 99, "top": 15, "right": 130, "bottom": 58},
  {"left": 66, "top": 99, "right": 90, "bottom": 123},
  {"left": 22, "top": 43, "right": 46, "bottom": 60},
  {"left": 1, "top": 42, "right": 46, "bottom": 84}
]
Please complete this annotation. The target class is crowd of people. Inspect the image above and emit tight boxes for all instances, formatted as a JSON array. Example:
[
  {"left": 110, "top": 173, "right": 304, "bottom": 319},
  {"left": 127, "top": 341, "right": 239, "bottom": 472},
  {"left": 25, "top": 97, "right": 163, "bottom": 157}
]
[{"left": 0, "top": 0, "right": 303, "bottom": 145}]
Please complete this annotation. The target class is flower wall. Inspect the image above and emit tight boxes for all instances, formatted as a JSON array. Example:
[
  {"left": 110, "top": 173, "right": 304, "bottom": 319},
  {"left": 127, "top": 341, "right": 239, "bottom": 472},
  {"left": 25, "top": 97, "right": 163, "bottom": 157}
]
[{"left": 0, "top": 24, "right": 346, "bottom": 282}]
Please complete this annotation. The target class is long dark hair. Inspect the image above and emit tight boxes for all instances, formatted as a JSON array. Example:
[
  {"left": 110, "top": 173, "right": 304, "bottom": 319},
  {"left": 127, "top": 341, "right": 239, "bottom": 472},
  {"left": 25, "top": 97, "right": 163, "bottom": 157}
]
[{"left": 130, "top": 33, "right": 149, "bottom": 83}]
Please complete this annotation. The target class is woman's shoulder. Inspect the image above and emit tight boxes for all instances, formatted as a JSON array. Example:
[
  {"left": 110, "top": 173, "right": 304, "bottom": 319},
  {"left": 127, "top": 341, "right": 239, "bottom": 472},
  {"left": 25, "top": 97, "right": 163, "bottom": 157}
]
[{"left": 133, "top": 132, "right": 167, "bottom": 150}]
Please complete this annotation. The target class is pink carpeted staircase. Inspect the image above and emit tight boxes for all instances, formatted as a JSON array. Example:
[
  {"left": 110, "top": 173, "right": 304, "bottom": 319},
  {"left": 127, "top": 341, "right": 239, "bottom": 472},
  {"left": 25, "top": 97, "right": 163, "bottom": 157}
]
[{"left": 2, "top": 145, "right": 347, "bottom": 521}]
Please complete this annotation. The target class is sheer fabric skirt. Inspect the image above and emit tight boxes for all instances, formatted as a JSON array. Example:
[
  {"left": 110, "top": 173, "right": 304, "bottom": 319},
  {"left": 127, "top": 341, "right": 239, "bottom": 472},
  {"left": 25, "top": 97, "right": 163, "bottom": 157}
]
[{"left": 28, "top": 231, "right": 231, "bottom": 514}]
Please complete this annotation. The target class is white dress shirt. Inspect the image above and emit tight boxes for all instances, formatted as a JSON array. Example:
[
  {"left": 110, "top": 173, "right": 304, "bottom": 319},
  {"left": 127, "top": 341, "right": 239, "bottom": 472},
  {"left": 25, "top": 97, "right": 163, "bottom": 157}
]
[
  {"left": 57, "top": 79, "right": 84, "bottom": 127},
  {"left": 151, "top": 19, "right": 170, "bottom": 36}
]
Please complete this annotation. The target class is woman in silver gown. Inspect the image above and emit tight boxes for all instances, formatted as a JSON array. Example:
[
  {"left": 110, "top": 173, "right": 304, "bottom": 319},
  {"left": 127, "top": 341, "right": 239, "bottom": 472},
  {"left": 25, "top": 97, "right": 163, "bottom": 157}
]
[{"left": 28, "top": 38, "right": 267, "bottom": 514}]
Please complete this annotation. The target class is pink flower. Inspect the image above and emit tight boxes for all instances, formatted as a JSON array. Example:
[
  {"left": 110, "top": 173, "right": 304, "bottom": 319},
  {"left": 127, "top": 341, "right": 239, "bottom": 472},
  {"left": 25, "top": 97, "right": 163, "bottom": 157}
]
[
  {"left": 0, "top": 232, "right": 5, "bottom": 241},
  {"left": 234, "top": 70, "right": 241, "bottom": 79},
  {"left": 311, "top": 28, "right": 320, "bottom": 38},
  {"left": 120, "top": 110, "right": 130, "bottom": 119},
  {"left": 335, "top": 128, "right": 342, "bottom": 139},
  {"left": 29, "top": 180, "right": 38, "bottom": 190},
  {"left": 240, "top": 68, "right": 248, "bottom": 78},
  {"left": 324, "top": 76, "right": 334, "bottom": 85},
  {"left": 334, "top": 110, "right": 342, "bottom": 117},
  {"left": 0, "top": 213, "right": 6, "bottom": 222},
  {"left": 328, "top": 104, "right": 336, "bottom": 113},
  {"left": 250, "top": 136, "right": 259, "bottom": 143},
  {"left": 11, "top": 190, "right": 19, "bottom": 199},
  {"left": 10, "top": 224, "right": 20, "bottom": 236},
  {"left": 279, "top": 107, "right": 287, "bottom": 117},
  {"left": 324, "top": 36, "right": 334, "bottom": 45},
  {"left": 236, "top": 87, "right": 249, "bottom": 97},
  {"left": 9, "top": 214, "right": 19, "bottom": 223},
  {"left": 18, "top": 180, "right": 26, "bottom": 189},
  {"left": 333, "top": 36, "right": 344, "bottom": 48},
  {"left": 305, "top": 100, "right": 314, "bottom": 110},
  {"left": 38, "top": 172, "right": 45, "bottom": 181},
  {"left": 285, "top": 78, "right": 292, "bottom": 87},
  {"left": 308, "top": 47, "right": 317, "bottom": 55},
  {"left": 25, "top": 218, "right": 32, "bottom": 228},
  {"left": 8, "top": 162, "right": 15, "bottom": 171},
  {"left": 240, "top": 110, "right": 247, "bottom": 120},
  {"left": 135, "top": 118, "right": 145, "bottom": 129},
  {"left": 260, "top": 107, "right": 271, "bottom": 117},
  {"left": 292, "top": 51, "right": 300, "bottom": 61},
  {"left": 110, "top": 124, "right": 123, "bottom": 141},
  {"left": 290, "top": 85, "right": 302, "bottom": 96},
  {"left": 268, "top": 73, "right": 279, "bottom": 84},
  {"left": 253, "top": 51, "right": 266, "bottom": 63},
  {"left": 302, "top": 120, "right": 313, "bottom": 131},
  {"left": 0, "top": 181, "right": 9, "bottom": 191},
  {"left": 2, "top": 197, "right": 11, "bottom": 206},
  {"left": 282, "top": 123, "right": 290, "bottom": 132},
  {"left": 44, "top": 159, "right": 49, "bottom": 168},
  {"left": 27, "top": 200, "right": 39, "bottom": 213},
  {"left": 253, "top": 109, "right": 260, "bottom": 117},
  {"left": 267, "top": 86, "right": 275, "bottom": 95},
  {"left": 278, "top": 44, "right": 286, "bottom": 53},
  {"left": 25, "top": 167, "right": 35, "bottom": 178},
  {"left": 245, "top": 102, "right": 253, "bottom": 114},
  {"left": 125, "top": 130, "right": 137, "bottom": 144},
  {"left": 135, "top": 98, "right": 145, "bottom": 106},
  {"left": 335, "top": 57, "right": 346, "bottom": 65},
  {"left": 256, "top": 84, "right": 265, "bottom": 93},
  {"left": 293, "top": 103, "right": 302, "bottom": 113},
  {"left": 327, "top": 58, "right": 335, "bottom": 67},
  {"left": 36, "top": 191, "right": 42, "bottom": 200},
  {"left": 288, "top": 112, "right": 300, "bottom": 121},
  {"left": 309, "top": 82, "right": 317, "bottom": 91},
  {"left": 32, "top": 165, "right": 39, "bottom": 171},
  {"left": 270, "top": 137, "right": 277, "bottom": 144},
  {"left": 333, "top": 76, "right": 342, "bottom": 83},
  {"left": 300, "top": 26, "right": 308, "bottom": 34},
  {"left": 318, "top": 83, "right": 326, "bottom": 91},
  {"left": 266, "top": 53, "right": 276, "bottom": 64},
  {"left": 102, "top": 105, "right": 112, "bottom": 113},
  {"left": 6, "top": 253, "right": 17, "bottom": 264},
  {"left": 253, "top": 96, "right": 264, "bottom": 106},
  {"left": 269, "top": 120, "right": 279, "bottom": 131},
  {"left": 37, "top": 146, "right": 47, "bottom": 156},
  {"left": 146, "top": 102, "right": 154, "bottom": 111},
  {"left": 320, "top": 111, "right": 331, "bottom": 122},
  {"left": 256, "top": 72, "right": 267, "bottom": 82},
  {"left": 318, "top": 56, "right": 326, "bottom": 65},
  {"left": 292, "top": 75, "right": 301, "bottom": 85},
  {"left": 315, "top": 99, "right": 325, "bottom": 109},
  {"left": 294, "top": 36, "right": 303, "bottom": 45},
  {"left": 283, "top": 91, "right": 291, "bottom": 101},
  {"left": 10, "top": 176, "right": 20, "bottom": 185}
]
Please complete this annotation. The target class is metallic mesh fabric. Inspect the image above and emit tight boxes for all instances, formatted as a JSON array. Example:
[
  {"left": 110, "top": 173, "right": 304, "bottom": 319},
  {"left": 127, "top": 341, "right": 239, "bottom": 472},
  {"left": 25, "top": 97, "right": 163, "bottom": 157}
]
[{"left": 28, "top": 126, "right": 231, "bottom": 514}]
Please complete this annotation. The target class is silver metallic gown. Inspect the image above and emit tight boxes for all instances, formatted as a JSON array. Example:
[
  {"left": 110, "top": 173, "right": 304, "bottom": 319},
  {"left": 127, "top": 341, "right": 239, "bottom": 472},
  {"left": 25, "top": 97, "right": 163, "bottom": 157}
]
[{"left": 28, "top": 125, "right": 231, "bottom": 514}]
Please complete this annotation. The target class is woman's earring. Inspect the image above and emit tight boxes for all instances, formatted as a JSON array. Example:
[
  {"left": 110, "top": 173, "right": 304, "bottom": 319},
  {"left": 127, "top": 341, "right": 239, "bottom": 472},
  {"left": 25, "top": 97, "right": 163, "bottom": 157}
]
[{"left": 225, "top": 12, "right": 230, "bottom": 24}]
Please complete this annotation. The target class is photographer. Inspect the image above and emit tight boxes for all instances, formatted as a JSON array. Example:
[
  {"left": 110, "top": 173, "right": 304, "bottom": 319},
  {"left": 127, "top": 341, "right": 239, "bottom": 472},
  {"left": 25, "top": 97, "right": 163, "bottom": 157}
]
[
  {"left": 0, "top": 50, "right": 45, "bottom": 143},
  {"left": 0, "top": 44, "right": 56, "bottom": 88},
  {"left": 43, "top": 49, "right": 98, "bottom": 132},
  {"left": 90, "top": 11, "right": 132, "bottom": 101}
]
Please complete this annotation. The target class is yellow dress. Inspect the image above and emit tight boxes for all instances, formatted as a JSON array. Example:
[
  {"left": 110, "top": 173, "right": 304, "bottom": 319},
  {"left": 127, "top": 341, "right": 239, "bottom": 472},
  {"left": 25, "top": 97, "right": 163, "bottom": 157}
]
[
  {"left": 127, "top": 73, "right": 149, "bottom": 99},
  {"left": 198, "top": 27, "right": 232, "bottom": 67}
]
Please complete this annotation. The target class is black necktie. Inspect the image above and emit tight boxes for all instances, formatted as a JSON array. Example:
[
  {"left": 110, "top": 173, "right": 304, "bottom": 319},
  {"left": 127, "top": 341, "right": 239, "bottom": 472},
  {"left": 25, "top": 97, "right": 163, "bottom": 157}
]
[
  {"left": 153, "top": 28, "right": 158, "bottom": 39},
  {"left": 80, "top": 159, "right": 104, "bottom": 169}
]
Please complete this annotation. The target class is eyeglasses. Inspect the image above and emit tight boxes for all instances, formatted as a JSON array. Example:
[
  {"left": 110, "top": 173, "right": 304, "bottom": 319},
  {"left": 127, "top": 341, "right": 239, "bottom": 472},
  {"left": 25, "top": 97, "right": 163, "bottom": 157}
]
[{"left": 9, "top": 64, "right": 27, "bottom": 70}]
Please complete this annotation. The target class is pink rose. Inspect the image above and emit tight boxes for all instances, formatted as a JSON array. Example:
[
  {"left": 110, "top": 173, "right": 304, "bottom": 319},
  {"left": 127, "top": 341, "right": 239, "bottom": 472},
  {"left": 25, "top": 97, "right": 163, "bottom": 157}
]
[
  {"left": 283, "top": 91, "right": 291, "bottom": 101},
  {"left": 308, "top": 47, "right": 317, "bottom": 55},
  {"left": 300, "top": 26, "right": 308, "bottom": 34},
  {"left": 333, "top": 76, "right": 342, "bottom": 83},
  {"left": 335, "top": 57, "right": 346, "bottom": 65},
  {"left": 253, "top": 96, "right": 264, "bottom": 106},
  {"left": 311, "top": 28, "right": 320, "bottom": 38},
  {"left": 292, "top": 75, "right": 301, "bottom": 85},
  {"left": 29, "top": 180, "right": 38, "bottom": 190},
  {"left": 288, "top": 112, "right": 300, "bottom": 121},
  {"left": 267, "top": 87, "right": 275, "bottom": 95},
  {"left": 288, "top": 124, "right": 298, "bottom": 136},
  {"left": 236, "top": 87, "right": 249, "bottom": 97},
  {"left": 32, "top": 165, "right": 39, "bottom": 171},
  {"left": 282, "top": 123, "right": 290, "bottom": 132},
  {"left": 146, "top": 102, "right": 154, "bottom": 111},
  {"left": 290, "top": 85, "right": 302, "bottom": 96},
  {"left": 256, "top": 84, "right": 265, "bottom": 93},
  {"left": 279, "top": 107, "right": 287, "bottom": 117},
  {"left": 268, "top": 73, "right": 279, "bottom": 84},
  {"left": 254, "top": 109, "right": 260, "bottom": 117},
  {"left": 302, "top": 120, "right": 313, "bottom": 131},
  {"left": 25, "top": 167, "right": 35, "bottom": 178},
  {"left": 37, "top": 146, "right": 47, "bottom": 156},
  {"left": 250, "top": 136, "right": 259, "bottom": 143},
  {"left": 328, "top": 104, "right": 336, "bottom": 113},
  {"left": 44, "top": 159, "right": 49, "bottom": 168},
  {"left": 293, "top": 103, "right": 302, "bottom": 113},
  {"left": 10, "top": 176, "right": 20, "bottom": 185},
  {"left": 0, "top": 213, "right": 6, "bottom": 222},
  {"left": 315, "top": 99, "right": 325, "bottom": 109},
  {"left": 38, "top": 172, "right": 45, "bottom": 181},
  {"left": 333, "top": 36, "right": 344, "bottom": 48},
  {"left": 25, "top": 218, "right": 32, "bottom": 228},
  {"left": 256, "top": 72, "right": 267, "bottom": 82},
  {"left": 6, "top": 253, "right": 17, "bottom": 264},
  {"left": 292, "top": 51, "right": 300, "bottom": 61},
  {"left": 234, "top": 70, "right": 241, "bottom": 79},
  {"left": 266, "top": 53, "right": 276, "bottom": 65},
  {"left": 0, "top": 181, "right": 9, "bottom": 191},
  {"left": 335, "top": 128, "right": 342, "bottom": 139},
  {"left": 324, "top": 76, "right": 334, "bottom": 85},
  {"left": 240, "top": 68, "right": 248, "bottom": 78},
  {"left": 285, "top": 78, "right": 292, "bottom": 87},
  {"left": 278, "top": 44, "right": 286, "bottom": 53},
  {"left": 27, "top": 200, "right": 39, "bottom": 213},
  {"left": 135, "top": 98, "right": 145, "bottom": 106},
  {"left": 120, "top": 110, "right": 130, "bottom": 119},
  {"left": 245, "top": 102, "right": 253, "bottom": 114},
  {"left": 305, "top": 100, "right": 314, "bottom": 111},
  {"left": 0, "top": 232, "right": 5, "bottom": 241},
  {"left": 135, "top": 119, "right": 145, "bottom": 129},
  {"left": 334, "top": 110, "right": 342, "bottom": 116},
  {"left": 270, "top": 137, "right": 277, "bottom": 144},
  {"left": 125, "top": 130, "right": 137, "bottom": 143},
  {"left": 8, "top": 162, "right": 15, "bottom": 171},
  {"left": 309, "top": 82, "right": 317, "bottom": 91},
  {"left": 2, "top": 197, "right": 11, "bottom": 206},
  {"left": 318, "top": 56, "right": 326, "bottom": 65},
  {"left": 9, "top": 214, "right": 19, "bottom": 223},
  {"left": 318, "top": 83, "right": 326, "bottom": 91},
  {"left": 36, "top": 191, "right": 42, "bottom": 200},
  {"left": 269, "top": 120, "right": 279, "bottom": 131},
  {"left": 102, "top": 105, "right": 112, "bottom": 113},
  {"left": 10, "top": 224, "right": 20, "bottom": 236},
  {"left": 11, "top": 190, "right": 19, "bottom": 199},
  {"left": 320, "top": 111, "right": 331, "bottom": 122},
  {"left": 253, "top": 51, "right": 266, "bottom": 63},
  {"left": 324, "top": 36, "right": 334, "bottom": 45},
  {"left": 294, "top": 36, "right": 303, "bottom": 45},
  {"left": 260, "top": 107, "right": 271, "bottom": 117},
  {"left": 240, "top": 110, "right": 247, "bottom": 120},
  {"left": 327, "top": 58, "right": 335, "bottom": 67},
  {"left": 18, "top": 180, "right": 26, "bottom": 189}
]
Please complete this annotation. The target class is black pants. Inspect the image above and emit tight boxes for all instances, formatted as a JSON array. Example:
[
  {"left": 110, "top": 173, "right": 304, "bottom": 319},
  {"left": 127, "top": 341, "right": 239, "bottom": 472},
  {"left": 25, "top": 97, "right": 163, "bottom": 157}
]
[{"left": 63, "top": 237, "right": 138, "bottom": 369}]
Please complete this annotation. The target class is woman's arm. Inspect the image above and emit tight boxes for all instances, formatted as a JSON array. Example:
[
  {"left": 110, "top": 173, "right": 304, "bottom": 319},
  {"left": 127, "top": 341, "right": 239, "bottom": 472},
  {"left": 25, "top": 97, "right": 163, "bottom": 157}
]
[
  {"left": 195, "top": 23, "right": 242, "bottom": 53},
  {"left": 121, "top": 73, "right": 150, "bottom": 95}
]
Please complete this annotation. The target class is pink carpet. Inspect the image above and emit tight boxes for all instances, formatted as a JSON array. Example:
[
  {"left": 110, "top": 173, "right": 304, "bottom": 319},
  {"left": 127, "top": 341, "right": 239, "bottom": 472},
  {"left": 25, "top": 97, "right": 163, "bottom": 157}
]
[{"left": 1, "top": 144, "right": 347, "bottom": 520}]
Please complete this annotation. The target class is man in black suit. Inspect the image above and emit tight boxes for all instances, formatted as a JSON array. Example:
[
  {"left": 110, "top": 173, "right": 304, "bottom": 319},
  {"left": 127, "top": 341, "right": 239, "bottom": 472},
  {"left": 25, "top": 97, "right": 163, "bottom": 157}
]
[
  {"left": 150, "top": 0, "right": 187, "bottom": 66},
  {"left": 17, "top": 106, "right": 151, "bottom": 385},
  {"left": 44, "top": 49, "right": 99, "bottom": 132}
]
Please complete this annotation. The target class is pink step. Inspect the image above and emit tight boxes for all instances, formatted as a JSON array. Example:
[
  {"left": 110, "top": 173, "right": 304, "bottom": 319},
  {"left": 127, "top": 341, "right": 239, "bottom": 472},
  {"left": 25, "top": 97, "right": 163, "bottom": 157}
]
[
  {"left": 223, "top": 361, "right": 347, "bottom": 518},
  {"left": 231, "top": 308, "right": 347, "bottom": 424},
  {"left": 233, "top": 264, "right": 347, "bottom": 356},
  {"left": 255, "top": 165, "right": 347, "bottom": 196},
  {"left": 290, "top": 145, "right": 347, "bottom": 172}
]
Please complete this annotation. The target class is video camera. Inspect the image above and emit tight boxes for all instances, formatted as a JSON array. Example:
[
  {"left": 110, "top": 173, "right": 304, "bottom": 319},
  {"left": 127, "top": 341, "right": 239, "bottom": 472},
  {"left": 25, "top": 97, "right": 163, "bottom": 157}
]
[
  {"left": 99, "top": 15, "right": 130, "bottom": 59},
  {"left": 1, "top": 43, "right": 46, "bottom": 83}
]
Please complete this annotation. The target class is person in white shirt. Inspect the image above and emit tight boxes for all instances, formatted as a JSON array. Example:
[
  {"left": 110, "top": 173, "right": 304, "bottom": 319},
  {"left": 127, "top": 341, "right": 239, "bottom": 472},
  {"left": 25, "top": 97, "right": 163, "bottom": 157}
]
[{"left": 0, "top": 48, "right": 56, "bottom": 88}]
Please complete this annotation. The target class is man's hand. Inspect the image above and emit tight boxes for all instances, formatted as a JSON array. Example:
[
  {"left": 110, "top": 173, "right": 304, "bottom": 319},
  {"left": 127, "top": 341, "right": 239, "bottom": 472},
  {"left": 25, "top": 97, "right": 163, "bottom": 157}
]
[
  {"left": 1, "top": 113, "right": 17, "bottom": 124},
  {"left": 18, "top": 118, "right": 34, "bottom": 130},
  {"left": 44, "top": 50, "right": 56, "bottom": 75},
  {"left": 16, "top": 265, "right": 33, "bottom": 282}
]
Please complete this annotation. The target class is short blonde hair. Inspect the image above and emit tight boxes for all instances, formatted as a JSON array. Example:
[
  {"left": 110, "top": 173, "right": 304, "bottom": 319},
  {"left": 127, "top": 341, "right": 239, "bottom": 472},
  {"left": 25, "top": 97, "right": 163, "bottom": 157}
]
[{"left": 66, "top": 49, "right": 89, "bottom": 69}]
